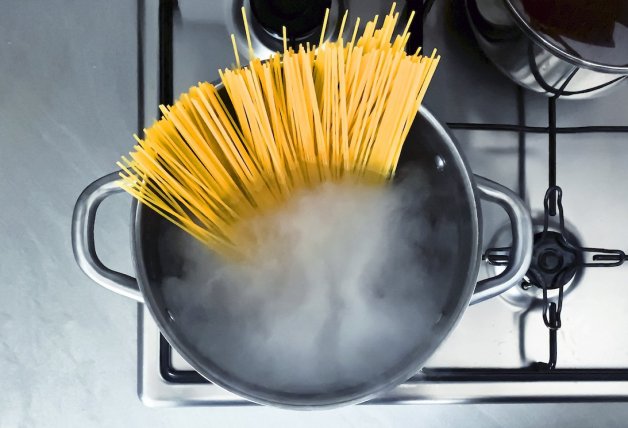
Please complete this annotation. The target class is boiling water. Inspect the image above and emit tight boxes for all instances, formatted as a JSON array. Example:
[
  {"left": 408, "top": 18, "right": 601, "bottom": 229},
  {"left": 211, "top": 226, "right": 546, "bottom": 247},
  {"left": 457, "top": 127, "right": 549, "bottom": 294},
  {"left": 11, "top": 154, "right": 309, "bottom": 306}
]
[{"left": 158, "top": 174, "right": 456, "bottom": 395}]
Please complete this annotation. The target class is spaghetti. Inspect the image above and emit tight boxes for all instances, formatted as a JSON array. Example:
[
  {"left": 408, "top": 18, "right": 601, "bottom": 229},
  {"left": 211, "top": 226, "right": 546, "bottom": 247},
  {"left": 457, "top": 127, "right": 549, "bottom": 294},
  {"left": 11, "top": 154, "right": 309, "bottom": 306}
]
[{"left": 117, "top": 4, "right": 440, "bottom": 258}]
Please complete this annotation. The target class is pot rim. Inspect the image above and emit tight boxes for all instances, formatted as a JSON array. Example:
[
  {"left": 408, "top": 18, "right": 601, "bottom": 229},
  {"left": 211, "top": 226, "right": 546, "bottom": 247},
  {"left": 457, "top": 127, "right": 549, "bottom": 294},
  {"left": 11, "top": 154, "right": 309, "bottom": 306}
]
[{"left": 503, "top": 0, "right": 628, "bottom": 74}]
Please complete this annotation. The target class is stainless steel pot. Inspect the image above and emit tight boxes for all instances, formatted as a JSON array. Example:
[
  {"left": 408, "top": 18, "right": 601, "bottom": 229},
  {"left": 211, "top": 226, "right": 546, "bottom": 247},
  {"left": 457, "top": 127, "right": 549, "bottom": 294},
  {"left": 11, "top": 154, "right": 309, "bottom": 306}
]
[
  {"left": 72, "top": 98, "right": 533, "bottom": 408},
  {"left": 466, "top": 0, "right": 628, "bottom": 98}
]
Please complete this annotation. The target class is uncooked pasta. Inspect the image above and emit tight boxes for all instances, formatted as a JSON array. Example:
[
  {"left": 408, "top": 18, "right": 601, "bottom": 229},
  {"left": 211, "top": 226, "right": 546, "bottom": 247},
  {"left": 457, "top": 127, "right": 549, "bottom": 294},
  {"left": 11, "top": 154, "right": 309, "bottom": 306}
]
[{"left": 117, "top": 3, "right": 440, "bottom": 258}]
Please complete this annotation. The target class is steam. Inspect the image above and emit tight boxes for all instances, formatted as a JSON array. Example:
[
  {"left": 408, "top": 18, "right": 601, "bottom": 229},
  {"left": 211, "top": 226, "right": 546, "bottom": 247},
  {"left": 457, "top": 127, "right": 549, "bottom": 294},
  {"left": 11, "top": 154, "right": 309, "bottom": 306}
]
[{"left": 160, "top": 174, "right": 447, "bottom": 396}]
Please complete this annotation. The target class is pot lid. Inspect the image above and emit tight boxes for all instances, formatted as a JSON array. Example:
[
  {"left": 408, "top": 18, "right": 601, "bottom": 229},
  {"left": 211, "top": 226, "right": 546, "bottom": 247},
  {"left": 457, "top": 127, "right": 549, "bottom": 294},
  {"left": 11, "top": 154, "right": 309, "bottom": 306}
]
[{"left": 506, "top": 0, "right": 628, "bottom": 73}]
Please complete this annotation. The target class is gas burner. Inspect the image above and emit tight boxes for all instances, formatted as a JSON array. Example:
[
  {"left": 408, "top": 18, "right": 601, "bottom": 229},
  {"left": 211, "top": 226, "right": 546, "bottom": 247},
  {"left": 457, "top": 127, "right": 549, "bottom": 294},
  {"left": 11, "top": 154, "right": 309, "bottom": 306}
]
[
  {"left": 485, "top": 186, "right": 627, "bottom": 369},
  {"left": 528, "top": 231, "right": 578, "bottom": 290},
  {"left": 250, "top": 0, "right": 332, "bottom": 48},
  {"left": 484, "top": 215, "right": 583, "bottom": 308},
  {"left": 228, "top": 0, "right": 342, "bottom": 59}
]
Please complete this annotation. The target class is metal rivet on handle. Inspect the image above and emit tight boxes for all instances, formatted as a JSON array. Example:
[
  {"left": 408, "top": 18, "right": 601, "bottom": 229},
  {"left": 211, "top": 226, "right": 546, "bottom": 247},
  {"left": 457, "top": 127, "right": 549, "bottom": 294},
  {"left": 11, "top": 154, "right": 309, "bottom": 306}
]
[{"left": 435, "top": 155, "right": 446, "bottom": 171}]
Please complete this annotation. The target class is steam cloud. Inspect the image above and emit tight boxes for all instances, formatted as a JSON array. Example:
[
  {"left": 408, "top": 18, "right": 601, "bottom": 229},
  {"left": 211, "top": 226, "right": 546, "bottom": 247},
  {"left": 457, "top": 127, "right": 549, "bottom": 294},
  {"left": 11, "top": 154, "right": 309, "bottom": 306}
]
[{"left": 159, "top": 173, "right": 450, "bottom": 397}]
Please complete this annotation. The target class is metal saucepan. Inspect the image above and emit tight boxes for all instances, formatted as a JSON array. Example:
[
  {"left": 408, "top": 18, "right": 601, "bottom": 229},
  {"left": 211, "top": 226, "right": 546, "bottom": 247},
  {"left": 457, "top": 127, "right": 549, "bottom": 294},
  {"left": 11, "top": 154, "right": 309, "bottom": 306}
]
[
  {"left": 72, "top": 85, "right": 533, "bottom": 408},
  {"left": 466, "top": 0, "right": 628, "bottom": 98}
]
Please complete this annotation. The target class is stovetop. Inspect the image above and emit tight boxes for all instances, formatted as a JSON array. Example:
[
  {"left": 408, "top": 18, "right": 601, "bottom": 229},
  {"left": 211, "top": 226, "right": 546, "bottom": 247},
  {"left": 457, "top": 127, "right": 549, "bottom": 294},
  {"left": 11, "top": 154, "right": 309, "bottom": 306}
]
[{"left": 138, "top": 0, "right": 628, "bottom": 406}]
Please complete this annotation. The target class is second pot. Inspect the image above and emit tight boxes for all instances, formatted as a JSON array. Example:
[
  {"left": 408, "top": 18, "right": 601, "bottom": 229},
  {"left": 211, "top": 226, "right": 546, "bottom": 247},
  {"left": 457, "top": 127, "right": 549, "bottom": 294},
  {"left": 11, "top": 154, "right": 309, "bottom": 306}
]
[{"left": 466, "top": 0, "right": 628, "bottom": 98}]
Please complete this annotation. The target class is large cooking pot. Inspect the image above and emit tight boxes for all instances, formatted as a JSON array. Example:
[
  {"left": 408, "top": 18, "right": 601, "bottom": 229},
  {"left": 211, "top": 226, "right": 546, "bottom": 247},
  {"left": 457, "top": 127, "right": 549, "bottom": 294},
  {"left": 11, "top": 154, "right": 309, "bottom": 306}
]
[
  {"left": 72, "top": 88, "right": 533, "bottom": 408},
  {"left": 466, "top": 0, "right": 628, "bottom": 98}
]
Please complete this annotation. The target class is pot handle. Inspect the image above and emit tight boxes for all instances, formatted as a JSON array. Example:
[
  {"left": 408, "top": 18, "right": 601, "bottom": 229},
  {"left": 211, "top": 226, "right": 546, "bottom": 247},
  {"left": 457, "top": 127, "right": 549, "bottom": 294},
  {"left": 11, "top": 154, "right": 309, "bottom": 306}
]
[
  {"left": 71, "top": 171, "right": 144, "bottom": 303},
  {"left": 470, "top": 175, "right": 533, "bottom": 305}
]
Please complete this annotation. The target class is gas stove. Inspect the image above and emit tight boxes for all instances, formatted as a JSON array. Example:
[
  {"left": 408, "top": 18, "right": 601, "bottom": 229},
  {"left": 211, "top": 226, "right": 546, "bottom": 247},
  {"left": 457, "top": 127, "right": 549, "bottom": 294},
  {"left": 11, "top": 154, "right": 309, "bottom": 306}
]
[{"left": 138, "top": 0, "right": 628, "bottom": 405}]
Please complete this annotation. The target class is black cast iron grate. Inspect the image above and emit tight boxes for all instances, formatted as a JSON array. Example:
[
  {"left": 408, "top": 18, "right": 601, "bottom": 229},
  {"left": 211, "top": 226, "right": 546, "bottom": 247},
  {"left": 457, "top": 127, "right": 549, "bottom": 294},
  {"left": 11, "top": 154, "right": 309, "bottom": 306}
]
[
  {"left": 476, "top": 43, "right": 627, "bottom": 370},
  {"left": 155, "top": 0, "right": 628, "bottom": 384}
]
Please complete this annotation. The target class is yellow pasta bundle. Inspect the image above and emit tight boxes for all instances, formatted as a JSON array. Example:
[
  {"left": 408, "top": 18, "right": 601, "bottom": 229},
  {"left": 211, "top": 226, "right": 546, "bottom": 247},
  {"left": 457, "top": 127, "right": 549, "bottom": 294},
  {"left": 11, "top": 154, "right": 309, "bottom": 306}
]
[{"left": 117, "top": 4, "right": 440, "bottom": 258}]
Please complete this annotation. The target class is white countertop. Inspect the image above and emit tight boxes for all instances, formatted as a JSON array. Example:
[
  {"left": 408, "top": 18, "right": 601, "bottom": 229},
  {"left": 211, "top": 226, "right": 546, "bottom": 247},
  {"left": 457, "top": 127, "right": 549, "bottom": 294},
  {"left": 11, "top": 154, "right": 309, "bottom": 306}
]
[{"left": 2, "top": 0, "right": 628, "bottom": 426}]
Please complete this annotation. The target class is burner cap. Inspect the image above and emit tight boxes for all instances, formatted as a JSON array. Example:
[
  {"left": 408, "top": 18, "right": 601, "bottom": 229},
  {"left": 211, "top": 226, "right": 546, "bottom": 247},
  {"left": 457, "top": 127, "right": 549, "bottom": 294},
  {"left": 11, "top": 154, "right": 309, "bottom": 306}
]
[
  {"left": 250, "top": 0, "right": 332, "bottom": 45},
  {"left": 484, "top": 214, "right": 584, "bottom": 308},
  {"left": 527, "top": 231, "right": 580, "bottom": 289}
]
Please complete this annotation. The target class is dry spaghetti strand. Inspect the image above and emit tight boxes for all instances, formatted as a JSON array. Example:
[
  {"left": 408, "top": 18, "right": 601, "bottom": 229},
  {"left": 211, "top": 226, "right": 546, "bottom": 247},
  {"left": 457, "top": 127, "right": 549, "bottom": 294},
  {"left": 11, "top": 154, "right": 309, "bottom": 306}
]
[{"left": 118, "top": 3, "right": 440, "bottom": 258}]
